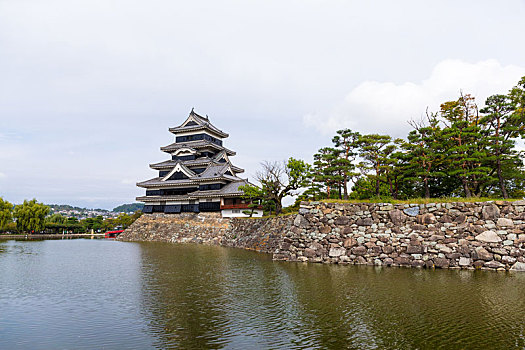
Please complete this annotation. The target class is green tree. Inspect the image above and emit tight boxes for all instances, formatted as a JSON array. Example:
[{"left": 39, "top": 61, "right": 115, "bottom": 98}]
[
  {"left": 349, "top": 176, "right": 391, "bottom": 199},
  {"left": 480, "top": 94, "right": 524, "bottom": 198},
  {"left": 0, "top": 197, "right": 13, "bottom": 231},
  {"left": 440, "top": 94, "right": 493, "bottom": 197},
  {"left": 297, "top": 162, "right": 324, "bottom": 202},
  {"left": 13, "top": 199, "right": 50, "bottom": 233},
  {"left": 332, "top": 129, "right": 361, "bottom": 199},
  {"left": 401, "top": 114, "right": 446, "bottom": 198},
  {"left": 356, "top": 134, "right": 395, "bottom": 197},
  {"left": 509, "top": 76, "right": 525, "bottom": 127},
  {"left": 45, "top": 213, "right": 67, "bottom": 224},
  {"left": 116, "top": 213, "right": 133, "bottom": 229},
  {"left": 254, "top": 158, "right": 310, "bottom": 215},
  {"left": 238, "top": 184, "right": 264, "bottom": 217},
  {"left": 313, "top": 147, "right": 343, "bottom": 199}
]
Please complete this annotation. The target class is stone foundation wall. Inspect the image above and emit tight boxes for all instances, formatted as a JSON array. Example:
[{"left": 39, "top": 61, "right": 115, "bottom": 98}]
[
  {"left": 118, "top": 212, "right": 290, "bottom": 254},
  {"left": 118, "top": 212, "right": 230, "bottom": 245},
  {"left": 223, "top": 216, "right": 293, "bottom": 253},
  {"left": 281, "top": 201, "right": 525, "bottom": 271},
  {"left": 118, "top": 201, "right": 525, "bottom": 271}
]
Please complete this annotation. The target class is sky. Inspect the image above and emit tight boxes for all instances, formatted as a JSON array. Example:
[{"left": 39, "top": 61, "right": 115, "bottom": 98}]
[{"left": 1, "top": 0, "right": 525, "bottom": 209}]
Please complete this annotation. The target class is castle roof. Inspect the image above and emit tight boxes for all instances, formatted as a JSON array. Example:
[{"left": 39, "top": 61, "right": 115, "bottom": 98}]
[
  {"left": 149, "top": 158, "right": 244, "bottom": 173},
  {"left": 188, "top": 180, "right": 248, "bottom": 198},
  {"left": 136, "top": 180, "right": 249, "bottom": 201},
  {"left": 137, "top": 163, "right": 242, "bottom": 188},
  {"left": 160, "top": 140, "right": 236, "bottom": 156},
  {"left": 169, "top": 109, "right": 229, "bottom": 138}
]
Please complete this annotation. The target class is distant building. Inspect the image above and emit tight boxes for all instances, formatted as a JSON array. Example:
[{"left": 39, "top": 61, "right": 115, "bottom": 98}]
[{"left": 137, "top": 109, "right": 263, "bottom": 218}]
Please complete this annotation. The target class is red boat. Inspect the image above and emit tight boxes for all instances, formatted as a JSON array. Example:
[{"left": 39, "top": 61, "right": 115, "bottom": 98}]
[{"left": 104, "top": 230, "right": 124, "bottom": 238}]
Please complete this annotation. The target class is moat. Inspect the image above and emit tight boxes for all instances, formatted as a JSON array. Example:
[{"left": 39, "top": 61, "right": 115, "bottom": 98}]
[{"left": 1, "top": 239, "right": 524, "bottom": 349}]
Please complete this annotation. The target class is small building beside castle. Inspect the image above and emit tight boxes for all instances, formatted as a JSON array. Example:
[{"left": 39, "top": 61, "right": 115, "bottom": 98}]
[{"left": 137, "top": 109, "right": 263, "bottom": 218}]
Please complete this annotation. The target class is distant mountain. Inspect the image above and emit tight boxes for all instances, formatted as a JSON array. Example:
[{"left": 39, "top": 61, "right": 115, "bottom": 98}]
[
  {"left": 48, "top": 204, "right": 109, "bottom": 212},
  {"left": 47, "top": 203, "right": 143, "bottom": 213},
  {"left": 112, "top": 203, "right": 144, "bottom": 213}
]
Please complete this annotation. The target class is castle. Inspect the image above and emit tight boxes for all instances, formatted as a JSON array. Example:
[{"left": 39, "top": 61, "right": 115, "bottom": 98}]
[{"left": 136, "top": 109, "right": 263, "bottom": 217}]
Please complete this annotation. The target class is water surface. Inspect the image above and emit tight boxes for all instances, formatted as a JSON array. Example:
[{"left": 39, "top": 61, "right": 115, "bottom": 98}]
[{"left": 0, "top": 239, "right": 524, "bottom": 349}]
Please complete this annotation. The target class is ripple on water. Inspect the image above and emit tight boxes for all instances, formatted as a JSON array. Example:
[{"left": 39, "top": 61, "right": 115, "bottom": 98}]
[{"left": 1, "top": 240, "right": 524, "bottom": 349}]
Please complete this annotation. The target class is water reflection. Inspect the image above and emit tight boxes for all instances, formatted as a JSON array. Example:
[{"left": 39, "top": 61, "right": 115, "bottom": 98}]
[
  {"left": 137, "top": 243, "right": 525, "bottom": 349},
  {"left": 1, "top": 239, "right": 523, "bottom": 349}
]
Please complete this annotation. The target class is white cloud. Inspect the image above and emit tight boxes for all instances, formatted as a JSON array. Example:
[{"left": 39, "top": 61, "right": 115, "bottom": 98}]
[
  {"left": 0, "top": 172, "right": 7, "bottom": 179},
  {"left": 304, "top": 59, "right": 525, "bottom": 137}
]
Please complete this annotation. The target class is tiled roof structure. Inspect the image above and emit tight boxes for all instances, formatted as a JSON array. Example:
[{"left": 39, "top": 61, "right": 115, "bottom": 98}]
[{"left": 136, "top": 109, "right": 250, "bottom": 214}]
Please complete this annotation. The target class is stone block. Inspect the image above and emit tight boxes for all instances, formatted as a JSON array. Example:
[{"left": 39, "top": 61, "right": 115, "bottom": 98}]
[
  {"left": 342, "top": 226, "right": 353, "bottom": 235},
  {"left": 406, "top": 245, "right": 424, "bottom": 254},
  {"left": 433, "top": 258, "right": 450, "bottom": 268},
  {"left": 439, "top": 215, "right": 453, "bottom": 223},
  {"left": 417, "top": 213, "right": 437, "bottom": 225},
  {"left": 309, "top": 242, "right": 323, "bottom": 250},
  {"left": 394, "top": 256, "right": 411, "bottom": 266},
  {"left": 510, "top": 262, "right": 525, "bottom": 271},
  {"left": 497, "top": 218, "right": 514, "bottom": 227},
  {"left": 334, "top": 216, "right": 350, "bottom": 226},
  {"left": 382, "top": 245, "right": 394, "bottom": 254},
  {"left": 329, "top": 247, "right": 346, "bottom": 257},
  {"left": 294, "top": 214, "right": 309, "bottom": 228},
  {"left": 482, "top": 204, "right": 500, "bottom": 220},
  {"left": 403, "top": 207, "right": 420, "bottom": 217},
  {"left": 303, "top": 248, "right": 317, "bottom": 258},
  {"left": 501, "top": 255, "right": 516, "bottom": 264},
  {"left": 475, "top": 230, "right": 502, "bottom": 243},
  {"left": 320, "top": 225, "right": 332, "bottom": 234},
  {"left": 411, "top": 260, "right": 425, "bottom": 268},
  {"left": 356, "top": 256, "right": 367, "bottom": 264},
  {"left": 383, "top": 258, "right": 394, "bottom": 266},
  {"left": 436, "top": 244, "right": 452, "bottom": 254},
  {"left": 343, "top": 237, "right": 357, "bottom": 248},
  {"left": 389, "top": 209, "right": 407, "bottom": 225},
  {"left": 352, "top": 246, "right": 367, "bottom": 256},
  {"left": 356, "top": 217, "right": 373, "bottom": 226},
  {"left": 472, "top": 247, "right": 493, "bottom": 261},
  {"left": 459, "top": 257, "right": 471, "bottom": 266},
  {"left": 454, "top": 214, "right": 467, "bottom": 224},
  {"left": 484, "top": 260, "right": 504, "bottom": 269}
]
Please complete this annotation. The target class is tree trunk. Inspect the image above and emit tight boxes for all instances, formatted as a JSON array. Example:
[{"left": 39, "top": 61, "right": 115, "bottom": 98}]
[
  {"left": 343, "top": 175, "right": 348, "bottom": 200},
  {"left": 462, "top": 178, "right": 472, "bottom": 197},
  {"left": 496, "top": 159, "right": 509, "bottom": 199},
  {"left": 424, "top": 177, "right": 430, "bottom": 199},
  {"left": 275, "top": 200, "right": 282, "bottom": 215},
  {"left": 394, "top": 178, "right": 399, "bottom": 199}
]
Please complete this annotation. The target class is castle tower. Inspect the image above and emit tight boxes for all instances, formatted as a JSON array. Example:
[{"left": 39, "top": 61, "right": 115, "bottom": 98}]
[{"left": 136, "top": 109, "right": 262, "bottom": 217}]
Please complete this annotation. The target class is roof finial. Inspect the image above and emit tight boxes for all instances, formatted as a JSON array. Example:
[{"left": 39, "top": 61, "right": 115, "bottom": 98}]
[
  {"left": 191, "top": 107, "right": 194, "bottom": 114},
  {"left": 205, "top": 114, "right": 209, "bottom": 120}
]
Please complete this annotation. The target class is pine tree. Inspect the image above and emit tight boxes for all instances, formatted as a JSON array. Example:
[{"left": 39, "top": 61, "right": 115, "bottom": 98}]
[
  {"left": 439, "top": 94, "right": 492, "bottom": 197},
  {"left": 480, "top": 94, "right": 523, "bottom": 198},
  {"left": 332, "top": 129, "right": 361, "bottom": 199},
  {"left": 401, "top": 113, "right": 445, "bottom": 198},
  {"left": 313, "top": 147, "right": 343, "bottom": 199},
  {"left": 356, "top": 134, "right": 394, "bottom": 197}
]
